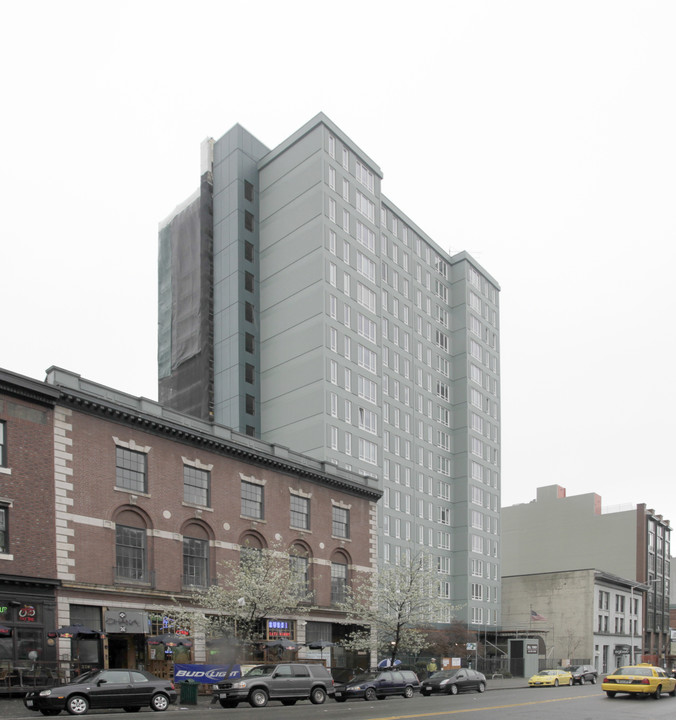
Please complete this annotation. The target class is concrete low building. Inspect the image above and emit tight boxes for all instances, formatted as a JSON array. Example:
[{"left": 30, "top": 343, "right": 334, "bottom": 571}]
[
  {"left": 502, "top": 484, "right": 671, "bottom": 667},
  {"left": 502, "top": 569, "right": 644, "bottom": 674}
]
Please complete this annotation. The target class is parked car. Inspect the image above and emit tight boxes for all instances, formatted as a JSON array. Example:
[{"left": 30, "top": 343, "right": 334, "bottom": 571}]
[
  {"left": 566, "top": 664, "right": 598, "bottom": 685},
  {"left": 528, "top": 668, "right": 573, "bottom": 687},
  {"left": 333, "top": 669, "right": 420, "bottom": 701},
  {"left": 23, "top": 668, "right": 177, "bottom": 716},
  {"left": 420, "top": 668, "right": 487, "bottom": 695},
  {"left": 602, "top": 663, "right": 676, "bottom": 699},
  {"left": 214, "top": 663, "right": 334, "bottom": 708}
]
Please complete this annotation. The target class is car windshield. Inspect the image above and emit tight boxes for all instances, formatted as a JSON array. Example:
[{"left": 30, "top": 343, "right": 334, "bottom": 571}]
[
  {"left": 69, "top": 670, "right": 101, "bottom": 684},
  {"left": 243, "top": 665, "right": 277, "bottom": 677},
  {"left": 432, "top": 670, "right": 459, "bottom": 679},
  {"left": 350, "top": 673, "right": 378, "bottom": 683},
  {"left": 568, "top": 666, "right": 581, "bottom": 672}
]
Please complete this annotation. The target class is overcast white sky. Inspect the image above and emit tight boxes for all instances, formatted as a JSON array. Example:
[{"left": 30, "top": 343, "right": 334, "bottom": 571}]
[{"left": 2, "top": 1, "right": 675, "bottom": 524}]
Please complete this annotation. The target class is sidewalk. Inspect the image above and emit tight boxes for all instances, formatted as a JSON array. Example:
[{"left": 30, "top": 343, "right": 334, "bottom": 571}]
[{"left": 0, "top": 679, "right": 529, "bottom": 718}]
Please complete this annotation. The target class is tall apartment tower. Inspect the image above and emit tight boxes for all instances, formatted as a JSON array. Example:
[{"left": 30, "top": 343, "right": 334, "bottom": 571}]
[{"left": 158, "top": 113, "right": 501, "bottom": 628}]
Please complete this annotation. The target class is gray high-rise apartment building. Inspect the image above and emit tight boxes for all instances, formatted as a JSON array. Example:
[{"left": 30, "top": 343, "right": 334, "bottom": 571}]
[{"left": 158, "top": 113, "right": 501, "bottom": 628}]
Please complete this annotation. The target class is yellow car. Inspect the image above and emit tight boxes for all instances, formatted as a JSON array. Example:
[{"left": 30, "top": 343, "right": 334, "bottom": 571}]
[
  {"left": 528, "top": 669, "right": 573, "bottom": 687},
  {"left": 602, "top": 664, "right": 676, "bottom": 699}
]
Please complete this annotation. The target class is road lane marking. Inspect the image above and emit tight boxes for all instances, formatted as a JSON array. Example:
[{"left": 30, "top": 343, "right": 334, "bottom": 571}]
[{"left": 362, "top": 694, "right": 589, "bottom": 719}]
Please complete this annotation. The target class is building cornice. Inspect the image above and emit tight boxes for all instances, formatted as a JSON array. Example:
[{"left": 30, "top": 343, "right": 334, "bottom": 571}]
[{"left": 45, "top": 367, "right": 382, "bottom": 503}]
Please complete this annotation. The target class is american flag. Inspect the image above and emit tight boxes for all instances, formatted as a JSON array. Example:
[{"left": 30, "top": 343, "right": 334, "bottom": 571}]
[{"left": 531, "top": 609, "right": 546, "bottom": 621}]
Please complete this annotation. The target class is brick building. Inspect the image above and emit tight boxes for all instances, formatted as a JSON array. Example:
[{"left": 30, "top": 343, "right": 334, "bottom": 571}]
[
  {"left": 0, "top": 370, "right": 60, "bottom": 668},
  {"left": 0, "top": 366, "right": 381, "bottom": 674}
]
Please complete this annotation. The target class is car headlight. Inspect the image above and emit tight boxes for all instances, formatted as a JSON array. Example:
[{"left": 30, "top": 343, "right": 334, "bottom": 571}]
[
  {"left": 440, "top": 679, "right": 449, "bottom": 685},
  {"left": 231, "top": 682, "right": 247, "bottom": 689},
  {"left": 39, "top": 690, "right": 52, "bottom": 697}
]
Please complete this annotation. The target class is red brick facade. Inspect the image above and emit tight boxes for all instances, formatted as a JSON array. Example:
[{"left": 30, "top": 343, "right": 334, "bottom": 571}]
[{"left": 0, "top": 367, "right": 380, "bottom": 673}]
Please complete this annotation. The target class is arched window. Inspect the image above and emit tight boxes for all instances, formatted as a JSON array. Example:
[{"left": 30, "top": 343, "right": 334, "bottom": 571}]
[
  {"left": 239, "top": 531, "right": 265, "bottom": 567},
  {"left": 115, "top": 510, "right": 148, "bottom": 582},
  {"left": 330, "top": 551, "right": 350, "bottom": 605},
  {"left": 183, "top": 523, "right": 210, "bottom": 588},
  {"left": 289, "top": 542, "right": 312, "bottom": 601}
]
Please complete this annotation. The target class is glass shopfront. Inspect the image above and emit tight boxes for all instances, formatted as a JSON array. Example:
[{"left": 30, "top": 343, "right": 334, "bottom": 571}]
[{"left": 0, "top": 585, "right": 58, "bottom": 669}]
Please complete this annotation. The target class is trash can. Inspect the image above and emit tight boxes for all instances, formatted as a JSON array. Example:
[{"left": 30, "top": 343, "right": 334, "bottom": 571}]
[{"left": 179, "top": 680, "right": 198, "bottom": 705}]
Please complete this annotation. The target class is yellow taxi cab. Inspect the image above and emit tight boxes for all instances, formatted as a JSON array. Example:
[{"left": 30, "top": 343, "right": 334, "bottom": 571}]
[
  {"left": 602, "top": 663, "right": 676, "bottom": 699},
  {"left": 528, "top": 668, "right": 573, "bottom": 687}
]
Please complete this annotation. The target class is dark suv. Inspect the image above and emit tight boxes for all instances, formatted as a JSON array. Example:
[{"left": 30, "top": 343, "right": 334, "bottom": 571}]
[
  {"left": 566, "top": 664, "right": 598, "bottom": 685},
  {"left": 334, "top": 669, "right": 420, "bottom": 701},
  {"left": 214, "top": 663, "right": 334, "bottom": 708}
]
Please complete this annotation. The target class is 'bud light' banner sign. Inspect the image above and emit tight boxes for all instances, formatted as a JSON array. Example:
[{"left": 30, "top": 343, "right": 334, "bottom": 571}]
[{"left": 174, "top": 664, "right": 242, "bottom": 684}]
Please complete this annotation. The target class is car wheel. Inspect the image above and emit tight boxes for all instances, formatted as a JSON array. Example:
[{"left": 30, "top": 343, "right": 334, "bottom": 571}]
[
  {"left": 281, "top": 699, "right": 297, "bottom": 706},
  {"left": 150, "top": 694, "right": 169, "bottom": 712},
  {"left": 606, "top": 691, "right": 616, "bottom": 697},
  {"left": 364, "top": 688, "right": 377, "bottom": 701},
  {"left": 40, "top": 711, "right": 61, "bottom": 716},
  {"left": 590, "top": 676, "right": 597, "bottom": 685},
  {"left": 249, "top": 689, "right": 269, "bottom": 708},
  {"left": 66, "top": 695, "right": 89, "bottom": 716},
  {"left": 123, "top": 708, "right": 141, "bottom": 713},
  {"left": 449, "top": 684, "right": 458, "bottom": 695},
  {"left": 310, "top": 687, "right": 327, "bottom": 705},
  {"left": 554, "top": 679, "right": 559, "bottom": 687},
  {"left": 579, "top": 676, "right": 585, "bottom": 685},
  {"left": 477, "top": 682, "right": 486, "bottom": 693},
  {"left": 569, "top": 678, "right": 573, "bottom": 686},
  {"left": 403, "top": 686, "right": 414, "bottom": 699},
  {"left": 219, "top": 700, "right": 238, "bottom": 708},
  {"left": 653, "top": 685, "right": 662, "bottom": 699}
]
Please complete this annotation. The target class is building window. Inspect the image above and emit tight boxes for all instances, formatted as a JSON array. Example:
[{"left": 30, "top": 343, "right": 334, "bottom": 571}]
[
  {"left": 0, "top": 505, "right": 8, "bottom": 553},
  {"left": 244, "top": 211, "right": 254, "bottom": 232},
  {"left": 290, "top": 545, "right": 310, "bottom": 599},
  {"left": 241, "top": 480, "right": 263, "bottom": 519},
  {"left": 244, "top": 240, "right": 254, "bottom": 262},
  {"left": 0, "top": 421, "right": 6, "bottom": 466},
  {"left": 245, "top": 302, "right": 254, "bottom": 322},
  {"left": 332, "top": 506, "right": 349, "bottom": 538},
  {"left": 245, "top": 363, "right": 255, "bottom": 384},
  {"left": 245, "top": 271, "right": 254, "bottom": 292},
  {"left": 183, "top": 465, "right": 210, "bottom": 507},
  {"left": 183, "top": 535, "right": 209, "bottom": 587},
  {"left": 290, "top": 495, "right": 310, "bottom": 530},
  {"left": 245, "top": 394, "right": 255, "bottom": 415},
  {"left": 331, "top": 559, "right": 348, "bottom": 604},
  {"left": 245, "top": 333, "right": 255, "bottom": 353},
  {"left": 244, "top": 180, "right": 254, "bottom": 202},
  {"left": 115, "top": 448, "right": 147, "bottom": 493},
  {"left": 115, "top": 524, "right": 147, "bottom": 582}
]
